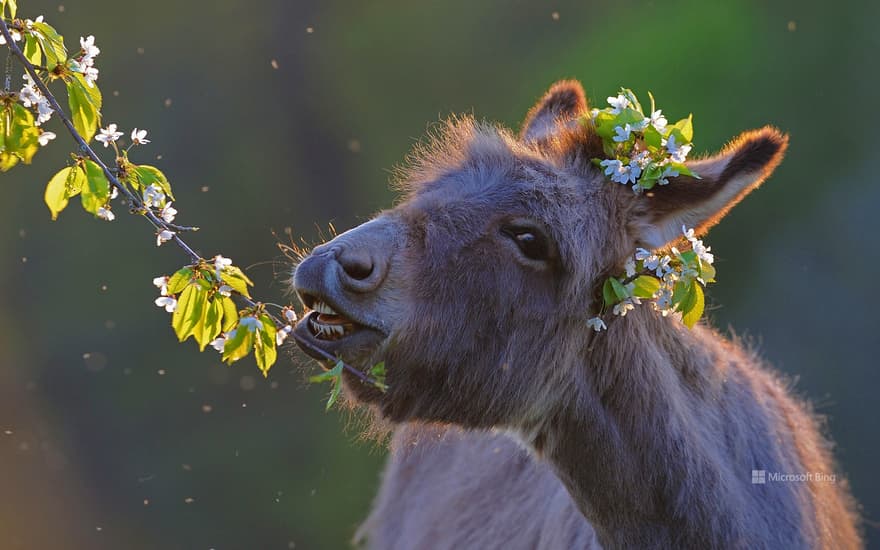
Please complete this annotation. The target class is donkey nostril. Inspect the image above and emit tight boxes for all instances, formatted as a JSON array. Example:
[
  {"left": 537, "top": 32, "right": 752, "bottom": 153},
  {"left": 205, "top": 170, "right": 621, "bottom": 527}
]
[{"left": 339, "top": 252, "right": 374, "bottom": 281}]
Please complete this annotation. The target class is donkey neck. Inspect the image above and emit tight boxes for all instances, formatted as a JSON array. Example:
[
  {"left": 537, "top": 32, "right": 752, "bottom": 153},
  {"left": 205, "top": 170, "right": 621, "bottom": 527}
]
[{"left": 533, "top": 307, "right": 749, "bottom": 548}]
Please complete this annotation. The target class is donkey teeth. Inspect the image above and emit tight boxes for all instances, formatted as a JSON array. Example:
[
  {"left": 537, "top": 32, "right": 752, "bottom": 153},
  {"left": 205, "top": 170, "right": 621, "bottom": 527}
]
[
  {"left": 309, "top": 316, "right": 353, "bottom": 341},
  {"left": 312, "top": 300, "right": 338, "bottom": 315}
]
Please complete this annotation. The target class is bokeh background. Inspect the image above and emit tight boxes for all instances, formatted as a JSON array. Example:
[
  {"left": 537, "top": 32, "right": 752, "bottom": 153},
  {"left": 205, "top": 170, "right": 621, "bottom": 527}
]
[{"left": 1, "top": 0, "right": 877, "bottom": 548}]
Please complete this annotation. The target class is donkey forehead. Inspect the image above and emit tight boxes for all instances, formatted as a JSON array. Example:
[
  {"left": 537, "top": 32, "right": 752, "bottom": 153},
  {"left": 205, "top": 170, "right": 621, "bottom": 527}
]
[{"left": 397, "top": 125, "right": 594, "bottom": 223}]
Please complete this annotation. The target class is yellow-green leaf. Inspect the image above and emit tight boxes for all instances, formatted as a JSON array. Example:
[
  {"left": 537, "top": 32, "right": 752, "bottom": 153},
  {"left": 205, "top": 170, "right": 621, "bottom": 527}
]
[
  {"left": 23, "top": 34, "right": 42, "bottom": 66},
  {"left": 31, "top": 21, "right": 66, "bottom": 67},
  {"left": 172, "top": 284, "right": 206, "bottom": 342},
  {"left": 67, "top": 74, "right": 101, "bottom": 142},
  {"left": 221, "top": 266, "right": 253, "bottom": 298},
  {"left": 253, "top": 314, "right": 277, "bottom": 376},
  {"left": 80, "top": 159, "right": 110, "bottom": 214},
  {"left": 166, "top": 267, "right": 193, "bottom": 295},
  {"left": 134, "top": 165, "right": 174, "bottom": 200},
  {"left": 223, "top": 323, "right": 254, "bottom": 364},
  {"left": 220, "top": 296, "right": 239, "bottom": 331},
  {"left": 631, "top": 275, "right": 661, "bottom": 299},
  {"left": 194, "top": 297, "right": 223, "bottom": 351},
  {"left": 44, "top": 166, "right": 85, "bottom": 220},
  {"left": 2, "top": 0, "right": 17, "bottom": 19},
  {"left": 680, "top": 282, "right": 705, "bottom": 329}
]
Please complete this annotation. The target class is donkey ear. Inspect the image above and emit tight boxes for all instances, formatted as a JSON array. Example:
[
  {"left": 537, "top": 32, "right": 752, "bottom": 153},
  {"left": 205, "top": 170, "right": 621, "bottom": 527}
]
[
  {"left": 521, "top": 80, "right": 588, "bottom": 144},
  {"left": 632, "top": 126, "right": 789, "bottom": 249}
]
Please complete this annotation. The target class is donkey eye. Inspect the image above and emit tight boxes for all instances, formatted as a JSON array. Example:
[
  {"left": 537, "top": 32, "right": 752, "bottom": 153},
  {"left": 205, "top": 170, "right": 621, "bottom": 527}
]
[{"left": 501, "top": 225, "right": 551, "bottom": 261}]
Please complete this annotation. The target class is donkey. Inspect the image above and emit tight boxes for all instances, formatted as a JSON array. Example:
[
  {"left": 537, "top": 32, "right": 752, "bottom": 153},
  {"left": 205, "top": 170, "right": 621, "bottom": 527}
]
[{"left": 292, "top": 80, "right": 861, "bottom": 549}]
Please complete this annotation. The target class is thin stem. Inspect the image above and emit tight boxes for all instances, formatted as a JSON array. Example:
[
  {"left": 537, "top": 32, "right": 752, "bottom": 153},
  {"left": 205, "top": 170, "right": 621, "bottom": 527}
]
[
  {"left": 0, "top": 18, "right": 200, "bottom": 259},
  {"left": 0, "top": 18, "right": 382, "bottom": 390}
]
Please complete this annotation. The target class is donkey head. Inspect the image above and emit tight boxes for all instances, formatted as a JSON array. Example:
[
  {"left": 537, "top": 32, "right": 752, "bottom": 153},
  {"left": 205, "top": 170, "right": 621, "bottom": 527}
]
[{"left": 292, "top": 80, "right": 787, "bottom": 427}]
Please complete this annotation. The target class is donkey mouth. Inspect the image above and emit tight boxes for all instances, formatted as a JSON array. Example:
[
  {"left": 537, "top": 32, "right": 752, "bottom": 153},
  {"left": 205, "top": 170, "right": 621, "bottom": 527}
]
[
  {"left": 293, "top": 294, "right": 386, "bottom": 362},
  {"left": 307, "top": 300, "right": 360, "bottom": 341}
]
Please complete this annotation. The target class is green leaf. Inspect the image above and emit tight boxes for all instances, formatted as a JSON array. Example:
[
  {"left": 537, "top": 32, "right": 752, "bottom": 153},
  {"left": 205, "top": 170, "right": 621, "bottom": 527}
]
[
  {"left": 133, "top": 165, "right": 174, "bottom": 200},
  {"left": 673, "top": 114, "right": 694, "bottom": 143},
  {"left": 602, "top": 278, "right": 619, "bottom": 308},
  {"left": 67, "top": 74, "right": 101, "bottom": 142},
  {"left": 619, "top": 88, "right": 643, "bottom": 113},
  {"left": 679, "top": 282, "right": 705, "bottom": 329},
  {"left": 31, "top": 21, "right": 66, "bottom": 67},
  {"left": 310, "top": 361, "right": 345, "bottom": 411},
  {"left": 194, "top": 297, "right": 223, "bottom": 351},
  {"left": 593, "top": 110, "right": 619, "bottom": 141},
  {"left": 80, "top": 159, "right": 110, "bottom": 214},
  {"left": 222, "top": 322, "right": 255, "bottom": 364},
  {"left": 166, "top": 267, "right": 194, "bottom": 295},
  {"left": 631, "top": 275, "right": 661, "bottom": 299},
  {"left": 44, "top": 166, "right": 85, "bottom": 220},
  {"left": 220, "top": 296, "right": 239, "bottom": 332},
  {"left": 23, "top": 34, "right": 42, "bottom": 66},
  {"left": 221, "top": 266, "right": 254, "bottom": 298},
  {"left": 369, "top": 361, "right": 387, "bottom": 391},
  {"left": 610, "top": 277, "right": 630, "bottom": 301},
  {"left": 643, "top": 124, "right": 663, "bottom": 149},
  {"left": 253, "top": 314, "right": 277, "bottom": 376},
  {"left": 669, "top": 161, "right": 700, "bottom": 179},
  {"left": 171, "top": 284, "right": 206, "bottom": 342}
]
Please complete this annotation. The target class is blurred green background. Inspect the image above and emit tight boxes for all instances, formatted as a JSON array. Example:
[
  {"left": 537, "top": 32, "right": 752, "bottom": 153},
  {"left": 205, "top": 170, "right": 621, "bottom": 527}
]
[{"left": 1, "top": 0, "right": 877, "bottom": 548}]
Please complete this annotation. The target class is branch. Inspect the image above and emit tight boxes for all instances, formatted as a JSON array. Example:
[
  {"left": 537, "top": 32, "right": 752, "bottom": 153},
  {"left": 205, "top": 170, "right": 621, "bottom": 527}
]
[{"left": 0, "top": 17, "right": 383, "bottom": 389}]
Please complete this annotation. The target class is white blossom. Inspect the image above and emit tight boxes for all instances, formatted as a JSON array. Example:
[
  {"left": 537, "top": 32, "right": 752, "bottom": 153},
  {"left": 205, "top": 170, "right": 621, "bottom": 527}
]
[
  {"left": 35, "top": 99, "right": 53, "bottom": 125},
  {"left": 153, "top": 276, "right": 169, "bottom": 296},
  {"left": 635, "top": 247, "right": 652, "bottom": 261},
  {"left": 130, "top": 128, "right": 150, "bottom": 145},
  {"left": 0, "top": 29, "right": 22, "bottom": 45},
  {"left": 155, "top": 296, "right": 177, "bottom": 313},
  {"left": 217, "top": 285, "right": 233, "bottom": 297},
  {"left": 682, "top": 225, "right": 714, "bottom": 264},
  {"left": 658, "top": 165, "right": 679, "bottom": 185},
  {"left": 612, "top": 124, "right": 633, "bottom": 143},
  {"left": 649, "top": 109, "right": 668, "bottom": 132},
  {"left": 627, "top": 160, "right": 642, "bottom": 183},
  {"left": 83, "top": 66, "right": 99, "bottom": 87},
  {"left": 156, "top": 229, "right": 175, "bottom": 246},
  {"left": 37, "top": 131, "right": 56, "bottom": 146},
  {"left": 613, "top": 298, "right": 637, "bottom": 317},
  {"left": 606, "top": 94, "right": 630, "bottom": 115},
  {"left": 19, "top": 85, "right": 41, "bottom": 108},
  {"left": 665, "top": 133, "right": 692, "bottom": 163},
  {"left": 159, "top": 202, "right": 177, "bottom": 223},
  {"left": 213, "top": 255, "right": 232, "bottom": 278},
  {"left": 96, "top": 124, "right": 123, "bottom": 147},
  {"left": 109, "top": 186, "right": 119, "bottom": 200},
  {"left": 276, "top": 325, "right": 293, "bottom": 346},
  {"left": 587, "top": 317, "right": 607, "bottom": 332},
  {"left": 624, "top": 257, "right": 636, "bottom": 277},
  {"left": 209, "top": 334, "right": 228, "bottom": 353},
  {"left": 143, "top": 183, "right": 165, "bottom": 208},
  {"left": 284, "top": 308, "right": 298, "bottom": 323},
  {"left": 239, "top": 316, "right": 261, "bottom": 332},
  {"left": 80, "top": 35, "right": 100, "bottom": 60},
  {"left": 96, "top": 206, "right": 115, "bottom": 221}
]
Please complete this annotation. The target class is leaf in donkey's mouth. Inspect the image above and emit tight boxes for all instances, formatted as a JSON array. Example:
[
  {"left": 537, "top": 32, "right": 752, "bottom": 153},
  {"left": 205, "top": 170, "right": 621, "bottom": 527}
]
[{"left": 309, "top": 360, "right": 344, "bottom": 410}]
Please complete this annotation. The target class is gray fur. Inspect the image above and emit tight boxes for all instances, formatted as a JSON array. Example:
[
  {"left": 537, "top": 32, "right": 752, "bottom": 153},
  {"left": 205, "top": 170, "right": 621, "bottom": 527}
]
[{"left": 292, "top": 80, "right": 861, "bottom": 549}]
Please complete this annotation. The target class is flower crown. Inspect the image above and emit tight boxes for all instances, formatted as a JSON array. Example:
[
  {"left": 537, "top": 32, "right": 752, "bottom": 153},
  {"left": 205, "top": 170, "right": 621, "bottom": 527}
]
[
  {"left": 587, "top": 88, "right": 699, "bottom": 193},
  {"left": 585, "top": 88, "right": 713, "bottom": 332}
]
